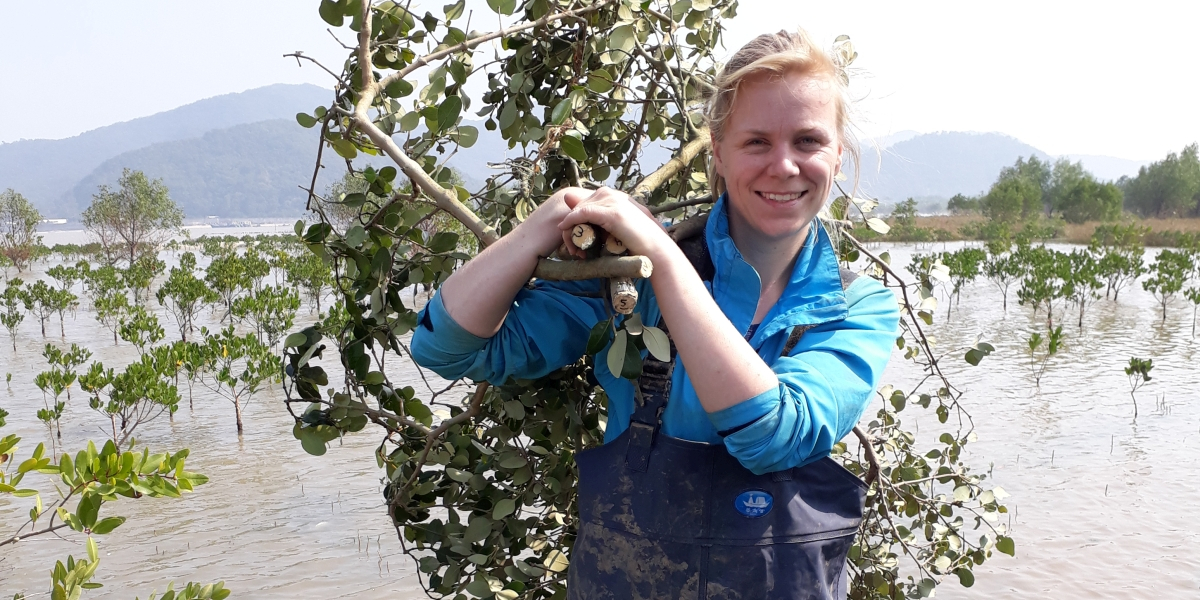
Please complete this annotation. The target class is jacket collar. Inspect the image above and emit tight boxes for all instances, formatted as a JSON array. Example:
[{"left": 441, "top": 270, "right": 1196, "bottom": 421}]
[{"left": 704, "top": 194, "right": 849, "bottom": 347}]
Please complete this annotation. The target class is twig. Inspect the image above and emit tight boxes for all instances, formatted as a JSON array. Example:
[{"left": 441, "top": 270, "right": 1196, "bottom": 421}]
[
  {"left": 398, "top": 383, "right": 490, "bottom": 496},
  {"left": 852, "top": 425, "right": 880, "bottom": 487},
  {"left": 650, "top": 195, "right": 711, "bottom": 215}
]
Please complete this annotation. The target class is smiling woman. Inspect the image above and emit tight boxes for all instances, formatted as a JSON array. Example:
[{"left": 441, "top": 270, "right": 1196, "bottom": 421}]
[{"left": 414, "top": 28, "right": 900, "bottom": 599}]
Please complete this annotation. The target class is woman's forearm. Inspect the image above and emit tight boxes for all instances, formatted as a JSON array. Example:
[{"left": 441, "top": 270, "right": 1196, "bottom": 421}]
[
  {"left": 644, "top": 241, "right": 779, "bottom": 413},
  {"left": 439, "top": 196, "right": 570, "bottom": 338}
]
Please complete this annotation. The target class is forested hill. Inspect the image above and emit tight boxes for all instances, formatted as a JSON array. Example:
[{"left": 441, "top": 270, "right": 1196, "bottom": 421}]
[
  {"left": 0, "top": 84, "right": 329, "bottom": 212},
  {"left": 65, "top": 119, "right": 353, "bottom": 219}
]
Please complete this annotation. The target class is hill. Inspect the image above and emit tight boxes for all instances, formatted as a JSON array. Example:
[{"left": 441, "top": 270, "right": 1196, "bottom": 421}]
[
  {"left": 0, "top": 84, "right": 330, "bottom": 213},
  {"left": 66, "top": 119, "right": 359, "bottom": 219}
]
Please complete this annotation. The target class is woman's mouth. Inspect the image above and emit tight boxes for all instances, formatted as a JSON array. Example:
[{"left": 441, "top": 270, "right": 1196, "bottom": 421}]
[{"left": 758, "top": 191, "right": 807, "bottom": 202}]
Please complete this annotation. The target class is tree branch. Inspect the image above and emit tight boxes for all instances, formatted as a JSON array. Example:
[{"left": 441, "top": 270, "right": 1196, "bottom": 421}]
[
  {"left": 358, "top": 0, "right": 375, "bottom": 91},
  {"left": 630, "top": 129, "right": 710, "bottom": 202},
  {"left": 534, "top": 255, "right": 652, "bottom": 281},
  {"left": 398, "top": 382, "right": 490, "bottom": 496}
]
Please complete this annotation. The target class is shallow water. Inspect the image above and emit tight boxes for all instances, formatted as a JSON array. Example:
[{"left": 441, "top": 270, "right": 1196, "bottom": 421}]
[{"left": 2, "top": 238, "right": 1199, "bottom": 598}]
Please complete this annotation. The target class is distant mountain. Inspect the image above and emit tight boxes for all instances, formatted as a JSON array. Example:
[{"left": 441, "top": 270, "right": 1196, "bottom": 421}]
[
  {"left": 66, "top": 119, "right": 362, "bottom": 219},
  {"left": 0, "top": 84, "right": 330, "bottom": 213},
  {"left": 850, "top": 131, "right": 1050, "bottom": 204}
]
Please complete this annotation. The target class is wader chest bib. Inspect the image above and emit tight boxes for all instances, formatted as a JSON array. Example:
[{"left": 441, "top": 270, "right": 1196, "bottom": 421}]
[{"left": 568, "top": 230, "right": 869, "bottom": 600}]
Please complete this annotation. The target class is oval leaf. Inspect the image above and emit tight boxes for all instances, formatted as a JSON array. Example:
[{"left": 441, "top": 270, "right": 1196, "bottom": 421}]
[
  {"left": 607, "top": 330, "right": 627, "bottom": 377},
  {"left": 438, "top": 96, "right": 463, "bottom": 131},
  {"left": 643, "top": 326, "right": 670, "bottom": 362}
]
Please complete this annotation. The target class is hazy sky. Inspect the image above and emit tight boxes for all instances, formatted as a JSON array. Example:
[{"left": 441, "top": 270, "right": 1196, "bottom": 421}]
[{"left": 1, "top": 1, "right": 1196, "bottom": 161}]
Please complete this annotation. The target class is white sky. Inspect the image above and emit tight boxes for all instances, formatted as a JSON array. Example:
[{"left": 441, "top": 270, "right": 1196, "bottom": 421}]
[{"left": 1, "top": 0, "right": 1197, "bottom": 161}]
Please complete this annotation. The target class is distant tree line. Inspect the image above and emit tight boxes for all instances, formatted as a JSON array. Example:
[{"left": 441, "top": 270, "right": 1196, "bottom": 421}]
[{"left": 946, "top": 143, "right": 1200, "bottom": 223}]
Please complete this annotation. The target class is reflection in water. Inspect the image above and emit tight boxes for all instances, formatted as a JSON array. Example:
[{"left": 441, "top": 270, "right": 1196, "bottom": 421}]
[{"left": 2, "top": 237, "right": 1199, "bottom": 598}]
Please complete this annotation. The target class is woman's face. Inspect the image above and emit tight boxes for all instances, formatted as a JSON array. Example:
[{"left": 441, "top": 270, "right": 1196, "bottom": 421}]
[{"left": 712, "top": 71, "right": 843, "bottom": 244}]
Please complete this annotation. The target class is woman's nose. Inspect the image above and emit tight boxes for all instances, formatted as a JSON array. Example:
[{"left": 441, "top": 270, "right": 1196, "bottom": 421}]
[{"left": 766, "top": 147, "right": 801, "bottom": 178}]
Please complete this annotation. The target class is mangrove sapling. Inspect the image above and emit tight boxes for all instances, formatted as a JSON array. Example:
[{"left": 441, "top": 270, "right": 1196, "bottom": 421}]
[
  {"left": 1016, "top": 246, "right": 1068, "bottom": 328},
  {"left": 983, "top": 250, "right": 1023, "bottom": 312},
  {"left": 1, "top": 280, "right": 23, "bottom": 350},
  {"left": 1124, "top": 357, "right": 1153, "bottom": 419},
  {"left": 46, "top": 263, "right": 83, "bottom": 294},
  {"left": 204, "top": 252, "right": 249, "bottom": 321},
  {"left": 94, "top": 290, "right": 131, "bottom": 345},
  {"left": 19, "top": 279, "right": 57, "bottom": 337},
  {"left": 1089, "top": 223, "right": 1148, "bottom": 301},
  {"left": 241, "top": 247, "right": 272, "bottom": 292},
  {"left": 231, "top": 284, "right": 301, "bottom": 348},
  {"left": 1026, "top": 325, "right": 1064, "bottom": 389},
  {"left": 42, "top": 342, "right": 91, "bottom": 402},
  {"left": 157, "top": 251, "right": 217, "bottom": 341},
  {"left": 1142, "top": 249, "right": 1190, "bottom": 323},
  {"left": 1063, "top": 249, "right": 1103, "bottom": 330},
  {"left": 123, "top": 256, "right": 165, "bottom": 306},
  {"left": 0, "top": 405, "right": 222, "bottom": 599},
  {"left": 118, "top": 304, "right": 165, "bottom": 353},
  {"left": 79, "top": 348, "right": 181, "bottom": 449},
  {"left": 1185, "top": 286, "right": 1200, "bottom": 337},
  {"left": 283, "top": 250, "right": 334, "bottom": 313},
  {"left": 83, "top": 264, "right": 126, "bottom": 309},
  {"left": 48, "top": 286, "right": 78, "bottom": 338},
  {"left": 197, "top": 325, "right": 280, "bottom": 434},
  {"left": 940, "top": 247, "right": 985, "bottom": 319}
]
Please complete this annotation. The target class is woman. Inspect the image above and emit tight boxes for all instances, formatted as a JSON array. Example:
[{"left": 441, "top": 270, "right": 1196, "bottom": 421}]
[{"left": 412, "top": 30, "right": 900, "bottom": 599}]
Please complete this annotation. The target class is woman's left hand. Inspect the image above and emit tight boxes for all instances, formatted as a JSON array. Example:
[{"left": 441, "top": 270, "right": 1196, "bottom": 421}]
[{"left": 556, "top": 187, "right": 670, "bottom": 259}]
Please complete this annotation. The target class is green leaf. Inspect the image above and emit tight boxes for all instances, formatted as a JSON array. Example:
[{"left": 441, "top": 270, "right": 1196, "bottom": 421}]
[
  {"left": 610, "top": 25, "right": 636, "bottom": 54},
  {"left": 451, "top": 125, "right": 479, "bottom": 148},
  {"left": 492, "top": 498, "right": 516, "bottom": 519},
  {"left": 866, "top": 218, "right": 891, "bottom": 234},
  {"left": 559, "top": 135, "right": 587, "bottom": 162},
  {"left": 486, "top": 0, "right": 517, "bottom": 15},
  {"left": 437, "top": 95, "right": 463, "bottom": 131},
  {"left": 443, "top": 0, "right": 465, "bottom": 19},
  {"left": 585, "top": 319, "right": 613, "bottom": 355},
  {"left": 300, "top": 431, "right": 327, "bottom": 456},
  {"left": 90, "top": 516, "right": 125, "bottom": 535},
  {"left": 463, "top": 515, "right": 491, "bottom": 543},
  {"left": 429, "top": 231, "right": 459, "bottom": 253},
  {"left": 996, "top": 535, "right": 1016, "bottom": 556},
  {"left": 498, "top": 455, "right": 527, "bottom": 469},
  {"left": 318, "top": 0, "right": 344, "bottom": 26},
  {"left": 642, "top": 326, "right": 670, "bottom": 362},
  {"left": 551, "top": 99, "right": 573, "bottom": 126},
  {"left": 955, "top": 567, "right": 975, "bottom": 587},
  {"left": 87, "top": 536, "right": 98, "bottom": 562},
  {"left": 385, "top": 78, "right": 414, "bottom": 98},
  {"left": 283, "top": 333, "right": 308, "bottom": 348},
  {"left": 607, "top": 330, "right": 628, "bottom": 377},
  {"left": 399, "top": 111, "right": 421, "bottom": 132},
  {"left": 295, "top": 112, "right": 318, "bottom": 128}
]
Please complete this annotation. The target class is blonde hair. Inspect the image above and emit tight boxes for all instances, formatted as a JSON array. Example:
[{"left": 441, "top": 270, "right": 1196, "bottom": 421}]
[{"left": 704, "top": 29, "right": 859, "bottom": 202}]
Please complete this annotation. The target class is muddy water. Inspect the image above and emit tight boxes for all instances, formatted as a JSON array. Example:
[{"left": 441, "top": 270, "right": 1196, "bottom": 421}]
[{"left": 2, "top": 236, "right": 1199, "bottom": 598}]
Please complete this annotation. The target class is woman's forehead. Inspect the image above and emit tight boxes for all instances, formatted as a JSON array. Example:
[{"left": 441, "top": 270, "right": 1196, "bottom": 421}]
[{"left": 728, "top": 71, "right": 840, "bottom": 132}]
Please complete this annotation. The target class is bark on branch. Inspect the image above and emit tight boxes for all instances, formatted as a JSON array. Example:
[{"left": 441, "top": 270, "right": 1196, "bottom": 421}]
[
  {"left": 534, "top": 255, "right": 653, "bottom": 281},
  {"left": 631, "top": 130, "right": 710, "bottom": 202}
]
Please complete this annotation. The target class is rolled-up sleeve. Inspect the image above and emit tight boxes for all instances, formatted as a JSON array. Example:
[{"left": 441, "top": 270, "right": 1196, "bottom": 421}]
[
  {"left": 707, "top": 277, "right": 900, "bottom": 474},
  {"left": 410, "top": 279, "right": 608, "bottom": 384}
]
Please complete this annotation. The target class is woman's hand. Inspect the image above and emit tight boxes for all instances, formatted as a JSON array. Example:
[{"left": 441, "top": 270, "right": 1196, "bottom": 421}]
[{"left": 555, "top": 187, "right": 669, "bottom": 259}]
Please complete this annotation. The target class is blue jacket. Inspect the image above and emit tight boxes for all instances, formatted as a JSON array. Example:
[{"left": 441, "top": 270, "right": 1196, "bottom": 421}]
[{"left": 410, "top": 195, "right": 900, "bottom": 474}]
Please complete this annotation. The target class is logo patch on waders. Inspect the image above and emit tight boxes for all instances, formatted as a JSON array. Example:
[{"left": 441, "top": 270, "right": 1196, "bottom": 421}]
[{"left": 735, "top": 489, "right": 773, "bottom": 517}]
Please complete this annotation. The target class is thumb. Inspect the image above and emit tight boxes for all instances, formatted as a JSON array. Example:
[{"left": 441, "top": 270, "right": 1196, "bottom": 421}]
[{"left": 560, "top": 187, "right": 590, "bottom": 209}]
